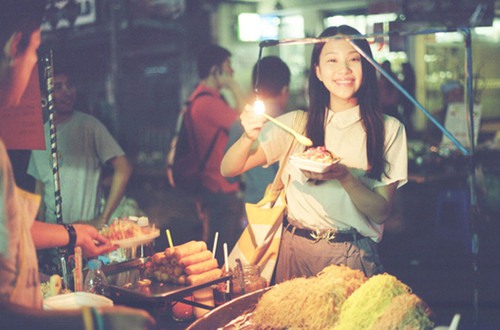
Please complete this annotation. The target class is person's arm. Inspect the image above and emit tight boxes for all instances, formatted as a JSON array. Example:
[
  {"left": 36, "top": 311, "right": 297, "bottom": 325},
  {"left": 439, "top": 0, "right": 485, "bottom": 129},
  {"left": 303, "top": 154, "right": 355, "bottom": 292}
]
[
  {"left": 31, "top": 221, "right": 115, "bottom": 258},
  {"left": 221, "top": 106, "right": 268, "bottom": 177},
  {"left": 34, "top": 180, "right": 46, "bottom": 221},
  {"left": 0, "top": 302, "right": 155, "bottom": 330},
  {"left": 92, "top": 155, "right": 132, "bottom": 228},
  {"left": 339, "top": 170, "right": 398, "bottom": 224},
  {"left": 304, "top": 165, "right": 398, "bottom": 224}
]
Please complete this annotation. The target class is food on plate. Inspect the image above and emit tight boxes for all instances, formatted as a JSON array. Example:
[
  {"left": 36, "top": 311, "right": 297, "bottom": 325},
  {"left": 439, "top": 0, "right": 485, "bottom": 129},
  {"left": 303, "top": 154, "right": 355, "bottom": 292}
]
[
  {"left": 294, "top": 146, "right": 339, "bottom": 163},
  {"left": 144, "top": 251, "right": 188, "bottom": 285},
  {"left": 142, "top": 240, "right": 220, "bottom": 286},
  {"left": 184, "top": 258, "right": 218, "bottom": 276},
  {"left": 41, "top": 274, "right": 71, "bottom": 298},
  {"left": 100, "top": 217, "right": 155, "bottom": 241},
  {"left": 251, "top": 265, "right": 366, "bottom": 329},
  {"left": 171, "top": 240, "right": 207, "bottom": 260},
  {"left": 187, "top": 268, "right": 222, "bottom": 286}
]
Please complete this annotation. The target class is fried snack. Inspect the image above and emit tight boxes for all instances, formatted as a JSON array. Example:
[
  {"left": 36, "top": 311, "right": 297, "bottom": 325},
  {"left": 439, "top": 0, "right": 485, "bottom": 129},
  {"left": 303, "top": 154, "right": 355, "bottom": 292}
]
[
  {"left": 144, "top": 241, "right": 218, "bottom": 286},
  {"left": 187, "top": 268, "right": 222, "bottom": 286},
  {"left": 334, "top": 273, "right": 411, "bottom": 330},
  {"left": 168, "top": 240, "right": 207, "bottom": 260},
  {"left": 371, "top": 293, "right": 434, "bottom": 330},
  {"left": 178, "top": 250, "right": 214, "bottom": 267},
  {"left": 252, "top": 265, "right": 366, "bottom": 329},
  {"left": 144, "top": 251, "right": 188, "bottom": 285}
]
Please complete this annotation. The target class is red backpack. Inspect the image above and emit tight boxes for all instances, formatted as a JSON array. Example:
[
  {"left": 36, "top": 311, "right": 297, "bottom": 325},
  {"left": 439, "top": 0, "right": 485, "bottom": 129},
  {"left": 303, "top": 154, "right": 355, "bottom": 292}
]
[{"left": 166, "top": 92, "right": 222, "bottom": 193}]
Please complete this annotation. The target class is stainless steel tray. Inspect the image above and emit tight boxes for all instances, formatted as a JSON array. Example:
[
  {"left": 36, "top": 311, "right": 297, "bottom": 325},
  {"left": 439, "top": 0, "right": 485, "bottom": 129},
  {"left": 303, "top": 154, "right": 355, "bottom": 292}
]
[{"left": 103, "top": 258, "right": 230, "bottom": 305}]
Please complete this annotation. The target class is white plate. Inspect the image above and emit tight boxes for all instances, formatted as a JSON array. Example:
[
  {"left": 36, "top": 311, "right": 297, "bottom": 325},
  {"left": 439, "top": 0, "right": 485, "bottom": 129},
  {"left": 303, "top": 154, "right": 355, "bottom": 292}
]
[
  {"left": 289, "top": 155, "right": 340, "bottom": 173},
  {"left": 43, "top": 292, "right": 114, "bottom": 310},
  {"left": 110, "top": 229, "right": 160, "bottom": 248}
]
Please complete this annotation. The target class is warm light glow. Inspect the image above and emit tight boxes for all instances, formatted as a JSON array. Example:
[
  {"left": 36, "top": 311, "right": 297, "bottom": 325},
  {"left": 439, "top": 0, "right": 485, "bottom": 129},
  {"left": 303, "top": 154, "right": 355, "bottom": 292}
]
[{"left": 253, "top": 100, "right": 266, "bottom": 115}]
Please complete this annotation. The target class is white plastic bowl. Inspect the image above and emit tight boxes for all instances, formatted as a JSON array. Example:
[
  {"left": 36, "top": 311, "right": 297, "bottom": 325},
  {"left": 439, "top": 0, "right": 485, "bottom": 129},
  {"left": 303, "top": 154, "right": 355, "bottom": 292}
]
[{"left": 289, "top": 155, "right": 340, "bottom": 173}]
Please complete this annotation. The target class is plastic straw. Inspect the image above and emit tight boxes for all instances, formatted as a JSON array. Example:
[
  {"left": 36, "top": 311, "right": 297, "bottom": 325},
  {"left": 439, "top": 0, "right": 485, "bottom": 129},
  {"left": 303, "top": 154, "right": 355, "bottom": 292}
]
[
  {"left": 223, "top": 243, "right": 230, "bottom": 293},
  {"left": 212, "top": 232, "right": 219, "bottom": 257},
  {"left": 223, "top": 243, "right": 229, "bottom": 272},
  {"left": 166, "top": 229, "right": 173, "bottom": 248}
]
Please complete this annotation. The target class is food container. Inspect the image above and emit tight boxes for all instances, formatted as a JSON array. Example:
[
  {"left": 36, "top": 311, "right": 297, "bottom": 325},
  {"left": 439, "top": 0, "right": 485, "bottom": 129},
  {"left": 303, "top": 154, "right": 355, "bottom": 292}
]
[
  {"left": 43, "top": 292, "right": 114, "bottom": 310},
  {"left": 289, "top": 155, "right": 340, "bottom": 173},
  {"left": 231, "top": 264, "right": 267, "bottom": 299}
]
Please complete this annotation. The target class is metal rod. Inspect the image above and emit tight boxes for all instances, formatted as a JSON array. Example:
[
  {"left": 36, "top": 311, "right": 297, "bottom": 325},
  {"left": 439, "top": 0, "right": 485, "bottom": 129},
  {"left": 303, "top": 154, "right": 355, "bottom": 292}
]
[
  {"left": 347, "top": 40, "right": 470, "bottom": 156},
  {"left": 462, "top": 27, "right": 480, "bottom": 327},
  {"left": 258, "top": 27, "right": 462, "bottom": 48},
  {"left": 43, "top": 50, "right": 64, "bottom": 225},
  {"left": 43, "top": 50, "right": 69, "bottom": 287}
]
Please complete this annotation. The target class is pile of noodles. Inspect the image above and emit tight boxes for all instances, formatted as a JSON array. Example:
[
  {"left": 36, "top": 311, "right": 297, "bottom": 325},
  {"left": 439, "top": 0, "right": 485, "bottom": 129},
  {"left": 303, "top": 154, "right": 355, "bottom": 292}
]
[
  {"left": 371, "top": 293, "right": 435, "bottom": 330},
  {"left": 334, "top": 273, "right": 434, "bottom": 330},
  {"left": 251, "top": 265, "right": 367, "bottom": 329}
]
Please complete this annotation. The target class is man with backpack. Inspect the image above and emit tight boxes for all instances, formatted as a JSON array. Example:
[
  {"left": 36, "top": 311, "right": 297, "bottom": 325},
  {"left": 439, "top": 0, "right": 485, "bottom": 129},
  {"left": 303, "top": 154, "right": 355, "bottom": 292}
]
[{"left": 168, "top": 45, "right": 245, "bottom": 264}]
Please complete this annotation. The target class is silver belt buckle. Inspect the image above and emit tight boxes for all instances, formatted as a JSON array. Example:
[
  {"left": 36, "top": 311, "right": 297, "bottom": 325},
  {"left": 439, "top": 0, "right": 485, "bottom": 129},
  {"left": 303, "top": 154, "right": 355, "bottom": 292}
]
[{"left": 309, "top": 230, "right": 337, "bottom": 242}]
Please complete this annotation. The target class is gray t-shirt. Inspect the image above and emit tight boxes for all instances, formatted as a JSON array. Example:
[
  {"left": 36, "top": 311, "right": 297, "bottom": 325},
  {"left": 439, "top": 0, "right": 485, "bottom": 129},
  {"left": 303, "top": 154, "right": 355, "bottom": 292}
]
[{"left": 28, "top": 111, "right": 124, "bottom": 223}]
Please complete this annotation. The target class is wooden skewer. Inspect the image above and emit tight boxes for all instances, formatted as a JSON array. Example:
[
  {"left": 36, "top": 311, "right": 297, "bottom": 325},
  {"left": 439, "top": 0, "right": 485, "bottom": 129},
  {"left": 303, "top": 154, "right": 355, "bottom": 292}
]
[{"left": 261, "top": 113, "right": 312, "bottom": 146}]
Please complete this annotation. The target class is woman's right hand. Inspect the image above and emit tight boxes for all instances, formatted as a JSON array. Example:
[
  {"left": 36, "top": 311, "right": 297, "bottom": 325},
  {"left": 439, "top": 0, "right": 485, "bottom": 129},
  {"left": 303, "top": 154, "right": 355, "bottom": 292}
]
[{"left": 240, "top": 104, "right": 267, "bottom": 141}]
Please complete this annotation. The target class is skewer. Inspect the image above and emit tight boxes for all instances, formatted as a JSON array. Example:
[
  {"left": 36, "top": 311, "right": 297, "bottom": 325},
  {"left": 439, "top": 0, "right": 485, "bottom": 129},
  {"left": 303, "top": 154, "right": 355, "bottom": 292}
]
[
  {"left": 212, "top": 231, "right": 219, "bottom": 257},
  {"left": 166, "top": 229, "right": 174, "bottom": 248},
  {"left": 253, "top": 100, "right": 312, "bottom": 146},
  {"left": 223, "top": 243, "right": 230, "bottom": 293}
]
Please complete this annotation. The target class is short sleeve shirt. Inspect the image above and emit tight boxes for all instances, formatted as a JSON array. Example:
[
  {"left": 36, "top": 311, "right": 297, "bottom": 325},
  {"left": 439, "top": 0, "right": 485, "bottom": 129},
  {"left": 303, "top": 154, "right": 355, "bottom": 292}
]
[
  {"left": 0, "top": 140, "right": 42, "bottom": 308},
  {"left": 259, "top": 107, "right": 407, "bottom": 242},
  {"left": 27, "top": 111, "right": 124, "bottom": 223},
  {"left": 189, "top": 85, "right": 240, "bottom": 193}
]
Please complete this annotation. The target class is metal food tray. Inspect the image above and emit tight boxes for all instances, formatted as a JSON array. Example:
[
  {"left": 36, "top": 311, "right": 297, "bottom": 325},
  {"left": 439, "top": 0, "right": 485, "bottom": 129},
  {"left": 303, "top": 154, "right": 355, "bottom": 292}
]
[{"left": 103, "top": 257, "right": 231, "bottom": 306}]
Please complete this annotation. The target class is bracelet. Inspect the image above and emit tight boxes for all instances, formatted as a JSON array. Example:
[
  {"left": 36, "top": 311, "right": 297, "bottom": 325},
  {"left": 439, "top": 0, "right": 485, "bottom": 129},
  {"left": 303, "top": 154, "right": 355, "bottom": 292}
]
[{"left": 63, "top": 224, "right": 77, "bottom": 251}]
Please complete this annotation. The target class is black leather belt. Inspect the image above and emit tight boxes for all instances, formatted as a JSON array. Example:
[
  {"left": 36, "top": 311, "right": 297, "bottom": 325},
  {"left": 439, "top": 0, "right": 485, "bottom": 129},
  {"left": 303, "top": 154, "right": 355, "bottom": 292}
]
[{"left": 284, "top": 219, "right": 365, "bottom": 242}]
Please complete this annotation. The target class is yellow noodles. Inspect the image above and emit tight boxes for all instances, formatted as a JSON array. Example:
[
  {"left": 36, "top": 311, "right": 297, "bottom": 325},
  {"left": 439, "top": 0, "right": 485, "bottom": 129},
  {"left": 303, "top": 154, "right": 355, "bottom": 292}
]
[
  {"left": 371, "top": 293, "right": 434, "bottom": 330},
  {"left": 246, "top": 267, "right": 434, "bottom": 330},
  {"left": 252, "top": 265, "right": 366, "bottom": 329},
  {"left": 333, "top": 273, "right": 411, "bottom": 330}
]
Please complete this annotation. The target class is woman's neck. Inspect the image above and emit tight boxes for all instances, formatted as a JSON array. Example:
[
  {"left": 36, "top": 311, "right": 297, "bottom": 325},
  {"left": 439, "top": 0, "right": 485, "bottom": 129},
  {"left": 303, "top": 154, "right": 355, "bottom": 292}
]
[{"left": 330, "top": 97, "right": 358, "bottom": 112}]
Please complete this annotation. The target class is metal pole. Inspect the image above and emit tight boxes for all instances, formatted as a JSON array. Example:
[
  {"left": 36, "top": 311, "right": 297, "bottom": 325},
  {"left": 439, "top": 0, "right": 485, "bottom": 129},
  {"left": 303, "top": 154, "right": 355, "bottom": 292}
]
[
  {"left": 462, "top": 27, "right": 480, "bottom": 327},
  {"left": 43, "top": 50, "right": 69, "bottom": 286}
]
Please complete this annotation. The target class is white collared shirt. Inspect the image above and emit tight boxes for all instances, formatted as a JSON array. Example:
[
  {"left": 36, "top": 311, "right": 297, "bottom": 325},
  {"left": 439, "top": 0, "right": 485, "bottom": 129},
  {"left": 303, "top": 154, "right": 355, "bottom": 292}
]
[{"left": 259, "top": 107, "right": 407, "bottom": 242}]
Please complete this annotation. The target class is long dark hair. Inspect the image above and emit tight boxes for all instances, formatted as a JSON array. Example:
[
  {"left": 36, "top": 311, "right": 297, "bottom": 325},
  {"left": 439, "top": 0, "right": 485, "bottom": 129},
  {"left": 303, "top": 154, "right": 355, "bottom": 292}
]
[{"left": 306, "top": 25, "right": 386, "bottom": 180}]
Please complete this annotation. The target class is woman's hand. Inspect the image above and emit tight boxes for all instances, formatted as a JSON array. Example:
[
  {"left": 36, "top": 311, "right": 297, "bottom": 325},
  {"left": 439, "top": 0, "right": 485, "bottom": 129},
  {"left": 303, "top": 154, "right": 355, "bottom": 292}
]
[
  {"left": 72, "top": 224, "right": 116, "bottom": 258},
  {"left": 240, "top": 104, "right": 267, "bottom": 141},
  {"left": 302, "top": 162, "right": 350, "bottom": 182}
]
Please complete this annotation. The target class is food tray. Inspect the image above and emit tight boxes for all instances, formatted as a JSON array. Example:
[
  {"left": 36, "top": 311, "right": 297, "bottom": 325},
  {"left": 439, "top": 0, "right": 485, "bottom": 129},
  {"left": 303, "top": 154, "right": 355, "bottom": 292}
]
[
  {"left": 289, "top": 155, "right": 340, "bottom": 173},
  {"left": 103, "top": 258, "right": 231, "bottom": 305}
]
